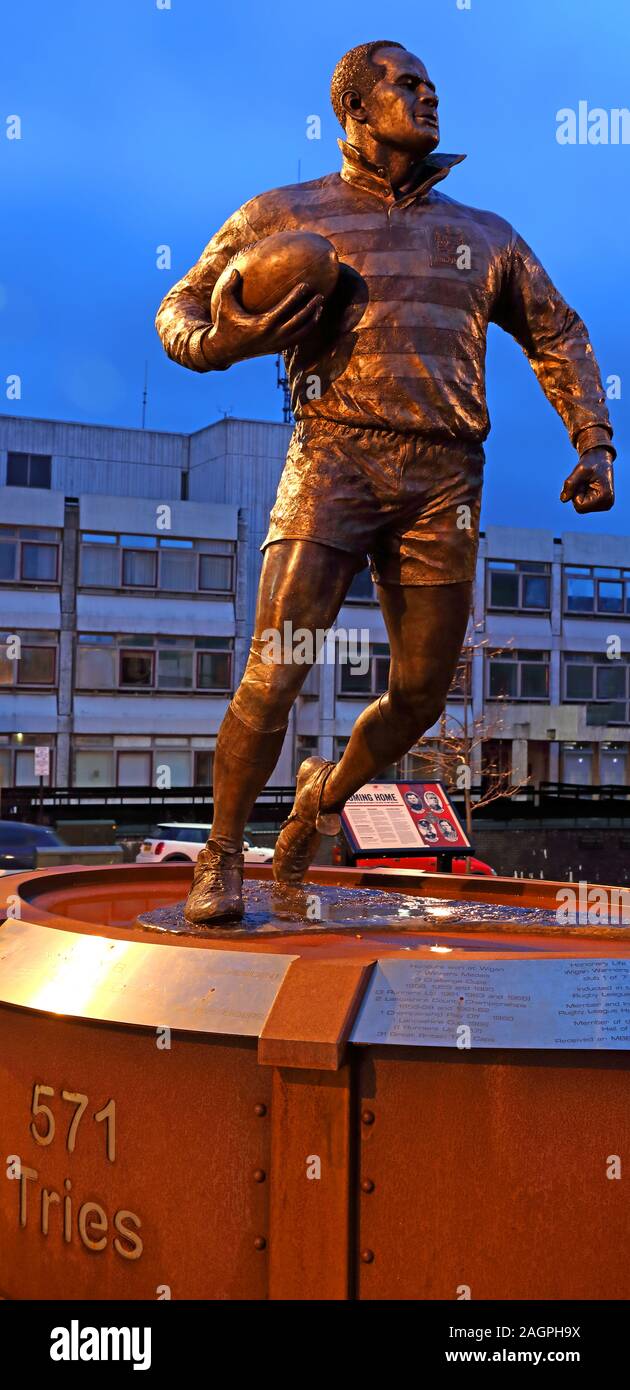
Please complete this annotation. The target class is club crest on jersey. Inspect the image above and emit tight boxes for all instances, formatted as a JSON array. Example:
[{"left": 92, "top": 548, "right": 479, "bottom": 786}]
[{"left": 430, "top": 227, "right": 467, "bottom": 268}]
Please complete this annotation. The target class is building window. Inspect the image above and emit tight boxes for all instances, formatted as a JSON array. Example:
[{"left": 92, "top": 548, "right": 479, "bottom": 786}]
[
  {"left": 300, "top": 663, "right": 320, "bottom": 699},
  {"left": 0, "top": 735, "right": 55, "bottom": 786},
  {"left": 197, "top": 647, "right": 232, "bottom": 690},
  {"left": 117, "top": 750, "right": 152, "bottom": 785},
  {"left": 600, "top": 743, "right": 627, "bottom": 786},
  {"left": 158, "top": 647, "right": 193, "bottom": 690},
  {"left": 338, "top": 642, "right": 389, "bottom": 697},
  {"left": 160, "top": 544, "right": 196, "bottom": 591},
  {"left": 0, "top": 631, "right": 58, "bottom": 687},
  {"left": 79, "top": 532, "right": 235, "bottom": 596},
  {"left": 79, "top": 534, "right": 119, "bottom": 586},
  {"left": 295, "top": 735, "right": 319, "bottom": 776},
  {"left": 76, "top": 636, "right": 117, "bottom": 689},
  {"left": 122, "top": 543, "right": 158, "bottom": 588},
  {"left": 6, "top": 452, "right": 52, "bottom": 488},
  {"left": 481, "top": 738, "right": 512, "bottom": 791},
  {"left": 563, "top": 653, "right": 630, "bottom": 724},
  {"left": 561, "top": 742, "right": 593, "bottom": 785},
  {"left": 153, "top": 749, "right": 192, "bottom": 786},
  {"left": 74, "top": 749, "right": 115, "bottom": 787},
  {"left": 487, "top": 560, "right": 551, "bottom": 611},
  {"left": 72, "top": 739, "right": 215, "bottom": 788},
  {"left": 564, "top": 565, "right": 630, "bottom": 616},
  {"left": 198, "top": 548, "right": 233, "bottom": 593},
  {"left": 487, "top": 650, "right": 549, "bottom": 701},
  {"left": 76, "top": 634, "right": 233, "bottom": 694},
  {"left": 448, "top": 648, "right": 472, "bottom": 700},
  {"left": 22, "top": 542, "right": 58, "bottom": 581},
  {"left": 0, "top": 526, "right": 60, "bottom": 584},
  {"left": 120, "top": 649, "right": 155, "bottom": 687},
  {"left": 194, "top": 750, "right": 214, "bottom": 786}
]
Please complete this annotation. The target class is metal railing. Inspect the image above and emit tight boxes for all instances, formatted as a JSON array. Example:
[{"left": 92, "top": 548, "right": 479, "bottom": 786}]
[
  {"left": 1, "top": 780, "right": 630, "bottom": 830},
  {"left": 0, "top": 783, "right": 293, "bottom": 827}
]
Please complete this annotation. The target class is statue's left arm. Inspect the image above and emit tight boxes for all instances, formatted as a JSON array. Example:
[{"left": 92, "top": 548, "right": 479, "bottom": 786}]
[{"left": 492, "top": 231, "right": 615, "bottom": 512}]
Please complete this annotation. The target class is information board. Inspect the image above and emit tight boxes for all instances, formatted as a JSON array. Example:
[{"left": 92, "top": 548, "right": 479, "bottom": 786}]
[
  {"left": 341, "top": 781, "right": 471, "bottom": 856},
  {"left": 351, "top": 957, "right": 630, "bottom": 1050}
]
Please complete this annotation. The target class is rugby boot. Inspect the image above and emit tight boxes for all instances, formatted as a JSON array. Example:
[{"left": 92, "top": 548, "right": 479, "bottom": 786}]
[
  {"left": 184, "top": 838, "right": 244, "bottom": 925},
  {"left": 273, "top": 756, "right": 341, "bottom": 885}
]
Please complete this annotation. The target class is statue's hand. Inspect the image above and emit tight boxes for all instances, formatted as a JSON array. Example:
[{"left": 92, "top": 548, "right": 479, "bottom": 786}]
[
  {"left": 201, "top": 269, "right": 323, "bottom": 369},
  {"left": 560, "top": 448, "right": 615, "bottom": 513}
]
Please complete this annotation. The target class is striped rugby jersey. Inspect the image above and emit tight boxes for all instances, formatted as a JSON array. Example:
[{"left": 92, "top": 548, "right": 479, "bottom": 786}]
[{"left": 156, "top": 140, "right": 613, "bottom": 454}]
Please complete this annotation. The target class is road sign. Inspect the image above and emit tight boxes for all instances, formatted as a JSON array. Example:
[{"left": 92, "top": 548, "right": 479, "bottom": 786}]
[{"left": 34, "top": 746, "right": 50, "bottom": 778}]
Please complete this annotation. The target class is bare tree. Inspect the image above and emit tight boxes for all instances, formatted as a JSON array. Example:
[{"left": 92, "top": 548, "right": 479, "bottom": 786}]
[{"left": 405, "top": 637, "right": 530, "bottom": 853}]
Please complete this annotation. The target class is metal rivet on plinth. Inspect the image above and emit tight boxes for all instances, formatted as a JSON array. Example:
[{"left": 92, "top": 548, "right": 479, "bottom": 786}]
[
  {"left": 361, "top": 1108, "right": 375, "bottom": 1125},
  {"left": 254, "top": 1236, "right": 266, "bottom": 1251},
  {"left": 361, "top": 1249, "right": 375, "bottom": 1263},
  {"left": 253, "top": 1168, "right": 266, "bottom": 1183},
  {"left": 254, "top": 1103, "right": 267, "bottom": 1117},
  {"left": 361, "top": 1178, "right": 375, "bottom": 1193}
]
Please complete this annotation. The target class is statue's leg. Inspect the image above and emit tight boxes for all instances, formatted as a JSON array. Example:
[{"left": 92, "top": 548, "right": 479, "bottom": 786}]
[
  {"left": 272, "top": 433, "right": 482, "bottom": 884},
  {"left": 272, "top": 580, "right": 471, "bottom": 884},
  {"left": 185, "top": 537, "right": 358, "bottom": 923},
  {"left": 321, "top": 580, "right": 472, "bottom": 810}
]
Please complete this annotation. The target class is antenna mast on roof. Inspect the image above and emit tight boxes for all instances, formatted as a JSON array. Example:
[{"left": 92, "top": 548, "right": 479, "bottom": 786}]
[
  {"left": 276, "top": 356, "right": 292, "bottom": 423},
  {"left": 141, "top": 360, "right": 148, "bottom": 429}
]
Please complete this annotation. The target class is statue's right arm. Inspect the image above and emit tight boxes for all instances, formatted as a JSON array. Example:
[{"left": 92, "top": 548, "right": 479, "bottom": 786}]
[
  {"left": 154, "top": 207, "right": 256, "bottom": 373},
  {"left": 155, "top": 206, "right": 323, "bottom": 373}
]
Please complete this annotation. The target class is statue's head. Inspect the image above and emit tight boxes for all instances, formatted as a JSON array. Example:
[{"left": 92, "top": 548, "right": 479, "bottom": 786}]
[{"left": 330, "top": 41, "right": 439, "bottom": 159}]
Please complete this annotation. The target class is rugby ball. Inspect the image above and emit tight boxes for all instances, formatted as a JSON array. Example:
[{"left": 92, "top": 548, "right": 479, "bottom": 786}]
[{"left": 210, "top": 231, "right": 339, "bottom": 319}]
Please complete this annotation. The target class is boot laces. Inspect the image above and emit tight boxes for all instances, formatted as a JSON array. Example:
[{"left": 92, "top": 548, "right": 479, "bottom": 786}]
[{"left": 194, "top": 843, "right": 243, "bottom": 890}]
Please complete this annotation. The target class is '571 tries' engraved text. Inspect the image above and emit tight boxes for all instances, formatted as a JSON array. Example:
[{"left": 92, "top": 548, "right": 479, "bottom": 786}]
[{"left": 16, "top": 1082, "right": 143, "bottom": 1259}]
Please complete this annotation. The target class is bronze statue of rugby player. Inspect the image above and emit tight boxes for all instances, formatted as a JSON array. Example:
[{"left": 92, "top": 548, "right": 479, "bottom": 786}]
[{"left": 156, "top": 40, "right": 615, "bottom": 923}]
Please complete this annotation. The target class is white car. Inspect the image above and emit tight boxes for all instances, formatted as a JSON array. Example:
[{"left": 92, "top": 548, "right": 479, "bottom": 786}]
[{"left": 135, "top": 823, "right": 274, "bottom": 865}]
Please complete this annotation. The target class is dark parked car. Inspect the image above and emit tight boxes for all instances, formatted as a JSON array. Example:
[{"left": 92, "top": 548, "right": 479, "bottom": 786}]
[{"left": 0, "top": 820, "right": 64, "bottom": 870}]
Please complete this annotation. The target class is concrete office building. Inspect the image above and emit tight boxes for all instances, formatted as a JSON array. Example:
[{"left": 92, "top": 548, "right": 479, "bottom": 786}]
[{"left": 1, "top": 412, "right": 629, "bottom": 794}]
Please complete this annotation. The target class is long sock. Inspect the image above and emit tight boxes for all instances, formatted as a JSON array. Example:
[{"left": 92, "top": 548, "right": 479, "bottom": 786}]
[
  {"left": 322, "top": 693, "right": 418, "bottom": 812},
  {"left": 210, "top": 703, "right": 288, "bottom": 854}
]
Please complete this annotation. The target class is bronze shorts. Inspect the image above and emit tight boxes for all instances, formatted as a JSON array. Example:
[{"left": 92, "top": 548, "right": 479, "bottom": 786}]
[{"left": 260, "top": 418, "right": 485, "bottom": 586}]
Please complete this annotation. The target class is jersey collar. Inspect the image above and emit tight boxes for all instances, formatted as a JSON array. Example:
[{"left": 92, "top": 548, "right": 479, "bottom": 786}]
[{"left": 338, "top": 138, "right": 466, "bottom": 205}]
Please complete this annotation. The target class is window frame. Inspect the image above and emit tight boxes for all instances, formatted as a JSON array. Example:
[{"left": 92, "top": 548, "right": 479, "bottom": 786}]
[
  {"left": 6, "top": 451, "right": 52, "bottom": 489},
  {"left": 562, "top": 653, "right": 630, "bottom": 723},
  {"left": 486, "top": 649, "right": 550, "bottom": 702},
  {"left": 487, "top": 559, "right": 551, "bottom": 614},
  {"left": 0, "top": 631, "right": 59, "bottom": 689},
  {"left": 564, "top": 564, "right": 630, "bottom": 617},
  {"left": 338, "top": 642, "right": 390, "bottom": 698},
  {"left": 447, "top": 649, "right": 473, "bottom": 701},
  {"left": 121, "top": 546, "right": 159, "bottom": 590},
  {"left": 119, "top": 647, "right": 156, "bottom": 689},
  {"left": 75, "top": 634, "right": 233, "bottom": 695},
  {"left": 78, "top": 531, "right": 236, "bottom": 597},
  {"left": 0, "top": 526, "right": 60, "bottom": 586},
  {"left": 195, "top": 646, "right": 232, "bottom": 693}
]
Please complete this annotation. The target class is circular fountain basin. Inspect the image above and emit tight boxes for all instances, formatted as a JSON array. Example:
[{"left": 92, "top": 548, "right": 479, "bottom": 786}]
[{"left": 4, "top": 860, "right": 629, "bottom": 955}]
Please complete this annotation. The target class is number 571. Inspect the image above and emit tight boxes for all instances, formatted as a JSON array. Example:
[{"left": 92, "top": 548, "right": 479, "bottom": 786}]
[{"left": 30, "top": 1085, "right": 116, "bottom": 1162}]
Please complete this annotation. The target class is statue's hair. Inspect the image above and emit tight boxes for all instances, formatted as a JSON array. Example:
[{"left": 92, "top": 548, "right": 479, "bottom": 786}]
[{"left": 330, "top": 40, "right": 405, "bottom": 129}]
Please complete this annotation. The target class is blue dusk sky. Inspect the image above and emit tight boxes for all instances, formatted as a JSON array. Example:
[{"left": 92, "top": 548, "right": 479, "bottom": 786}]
[{"left": 1, "top": 0, "right": 628, "bottom": 536}]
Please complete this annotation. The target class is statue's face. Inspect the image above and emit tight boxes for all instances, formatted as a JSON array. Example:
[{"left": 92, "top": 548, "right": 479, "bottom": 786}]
[{"left": 361, "top": 47, "right": 439, "bottom": 157}]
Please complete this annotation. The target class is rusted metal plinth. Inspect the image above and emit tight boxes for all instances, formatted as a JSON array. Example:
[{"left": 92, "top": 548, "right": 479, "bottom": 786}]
[{"left": 1, "top": 864, "right": 630, "bottom": 1300}]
